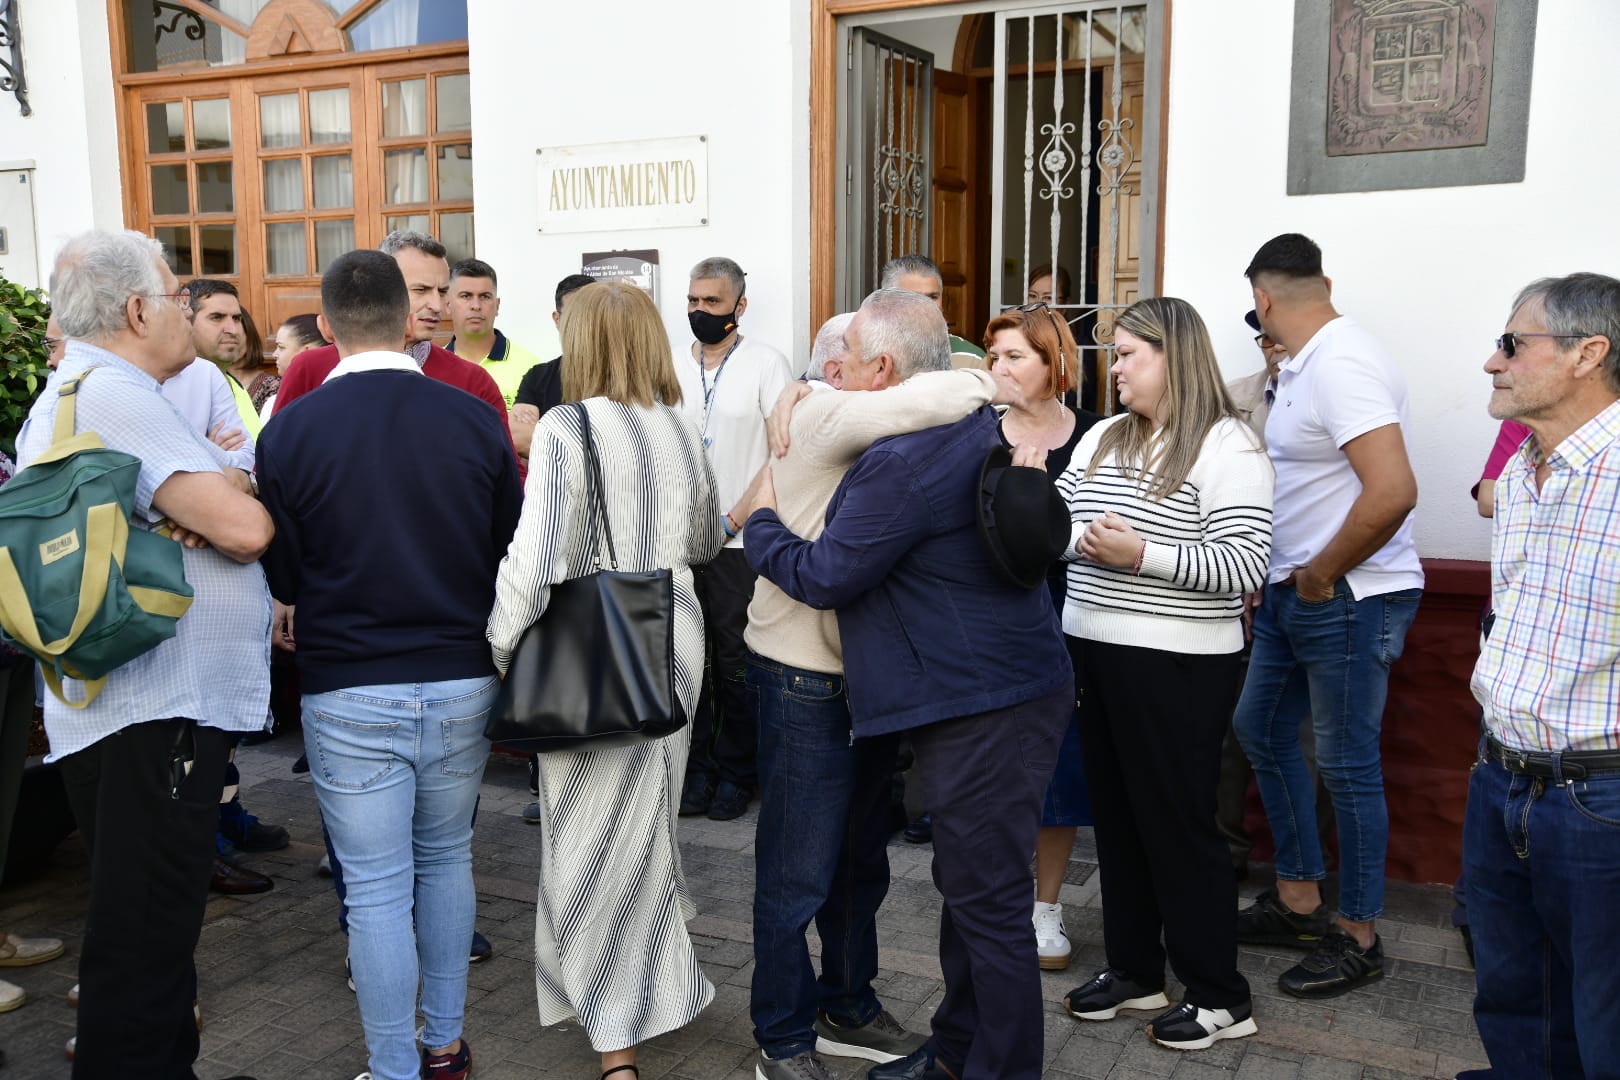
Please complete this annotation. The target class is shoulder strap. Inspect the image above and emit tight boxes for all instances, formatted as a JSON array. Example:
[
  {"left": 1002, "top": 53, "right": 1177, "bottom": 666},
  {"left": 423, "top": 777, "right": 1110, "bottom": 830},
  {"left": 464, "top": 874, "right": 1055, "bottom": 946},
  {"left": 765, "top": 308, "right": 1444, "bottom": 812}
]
[
  {"left": 51, "top": 366, "right": 99, "bottom": 445},
  {"left": 575, "top": 403, "right": 619, "bottom": 570}
]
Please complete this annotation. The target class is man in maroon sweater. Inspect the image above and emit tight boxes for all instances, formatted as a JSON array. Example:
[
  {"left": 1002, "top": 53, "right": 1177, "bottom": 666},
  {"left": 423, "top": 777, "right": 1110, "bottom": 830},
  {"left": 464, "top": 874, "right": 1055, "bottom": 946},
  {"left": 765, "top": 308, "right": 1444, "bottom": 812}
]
[{"left": 274, "top": 230, "right": 518, "bottom": 465}]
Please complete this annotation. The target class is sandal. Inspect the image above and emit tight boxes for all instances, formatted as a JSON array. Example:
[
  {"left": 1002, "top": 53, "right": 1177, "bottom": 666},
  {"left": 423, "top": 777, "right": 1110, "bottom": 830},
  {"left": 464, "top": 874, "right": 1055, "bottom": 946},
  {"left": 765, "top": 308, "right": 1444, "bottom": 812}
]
[{"left": 601, "top": 1067, "right": 639, "bottom": 1079}]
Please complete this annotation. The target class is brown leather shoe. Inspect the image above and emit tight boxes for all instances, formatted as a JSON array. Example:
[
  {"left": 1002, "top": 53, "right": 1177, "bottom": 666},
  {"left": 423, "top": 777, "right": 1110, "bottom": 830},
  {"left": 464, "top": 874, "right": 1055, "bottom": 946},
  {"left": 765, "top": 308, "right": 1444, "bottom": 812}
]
[{"left": 209, "top": 856, "right": 273, "bottom": 895}]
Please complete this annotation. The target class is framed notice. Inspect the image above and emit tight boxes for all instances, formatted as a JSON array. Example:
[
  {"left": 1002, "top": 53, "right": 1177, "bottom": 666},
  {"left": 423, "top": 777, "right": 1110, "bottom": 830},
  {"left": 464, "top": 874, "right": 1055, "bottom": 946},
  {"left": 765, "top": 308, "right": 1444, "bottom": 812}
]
[
  {"left": 582, "top": 250, "right": 660, "bottom": 307},
  {"left": 537, "top": 136, "right": 709, "bottom": 233}
]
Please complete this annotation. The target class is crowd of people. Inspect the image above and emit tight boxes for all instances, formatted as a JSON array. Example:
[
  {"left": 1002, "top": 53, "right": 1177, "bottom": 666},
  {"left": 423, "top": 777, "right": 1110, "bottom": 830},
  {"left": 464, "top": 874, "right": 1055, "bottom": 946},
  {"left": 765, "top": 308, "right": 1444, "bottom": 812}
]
[{"left": 0, "top": 224, "right": 1615, "bottom": 1080}]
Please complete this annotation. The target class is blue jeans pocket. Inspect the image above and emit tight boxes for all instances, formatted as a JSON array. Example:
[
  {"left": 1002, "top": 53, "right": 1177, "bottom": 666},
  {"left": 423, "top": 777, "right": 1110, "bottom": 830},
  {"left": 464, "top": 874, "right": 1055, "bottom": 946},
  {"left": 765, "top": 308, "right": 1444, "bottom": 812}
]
[
  {"left": 440, "top": 711, "right": 491, "bottom": 778},
  {"left": 1565, "top": 776, "right": 1620, "bottom": 829},
  {"left": 784, "top": 673, "right": 842, "bottom": 704},
  {"left": 310, "top": 709, "right": 399, "bottom": 791}
]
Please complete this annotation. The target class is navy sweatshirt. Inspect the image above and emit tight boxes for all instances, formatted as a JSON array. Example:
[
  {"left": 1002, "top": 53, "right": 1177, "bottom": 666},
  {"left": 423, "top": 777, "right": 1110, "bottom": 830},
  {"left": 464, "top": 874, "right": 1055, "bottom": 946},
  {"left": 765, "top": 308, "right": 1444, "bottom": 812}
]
[{"left": 258, "top": 369, "right": 523, "bottom": 694}]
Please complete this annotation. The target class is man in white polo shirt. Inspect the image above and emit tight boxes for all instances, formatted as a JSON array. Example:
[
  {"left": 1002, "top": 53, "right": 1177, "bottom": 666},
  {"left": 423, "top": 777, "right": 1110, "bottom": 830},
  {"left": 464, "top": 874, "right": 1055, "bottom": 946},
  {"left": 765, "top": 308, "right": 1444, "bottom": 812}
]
[
  {"left": 1231, "top": 233, "right": 1423, "bottom": 999},
  {"left": 676, "top": 256, "right": 793, "bottom": 821}
]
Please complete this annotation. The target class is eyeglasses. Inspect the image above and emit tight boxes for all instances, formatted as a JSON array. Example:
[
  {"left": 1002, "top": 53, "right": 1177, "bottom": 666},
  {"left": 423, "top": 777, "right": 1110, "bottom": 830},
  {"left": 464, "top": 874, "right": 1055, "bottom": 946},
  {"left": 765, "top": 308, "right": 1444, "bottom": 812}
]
[
  {"left": 1496, "top": 331, "right": 1590, "bottom": 358},
  {"left": 44, "top": 336, "right": 65, "bottom": 351}
]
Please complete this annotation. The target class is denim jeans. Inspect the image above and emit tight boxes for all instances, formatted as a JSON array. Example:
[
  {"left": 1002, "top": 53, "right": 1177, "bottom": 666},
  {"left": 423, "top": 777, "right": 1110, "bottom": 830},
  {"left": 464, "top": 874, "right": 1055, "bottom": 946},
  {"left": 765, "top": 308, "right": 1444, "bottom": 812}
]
[
  {"left": 1465, "top": 752, "right": 1620, "bottom": 1078},
  {"left": 747, "top": 653, "right": 897, "bottom": 1060},
  {"left": 1233, "top": 580, "right": 1420, "bottom": 921},
  {"left": 303, "top": 677, "right": 495, "bottom": 1080}
]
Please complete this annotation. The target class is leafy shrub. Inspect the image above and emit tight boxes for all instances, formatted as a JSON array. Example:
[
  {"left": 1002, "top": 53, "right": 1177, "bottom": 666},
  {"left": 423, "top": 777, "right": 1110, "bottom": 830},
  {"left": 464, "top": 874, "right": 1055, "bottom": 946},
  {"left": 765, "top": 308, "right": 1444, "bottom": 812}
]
[{"left": 0, "top": 273, "right": 51, "bottom": 458}]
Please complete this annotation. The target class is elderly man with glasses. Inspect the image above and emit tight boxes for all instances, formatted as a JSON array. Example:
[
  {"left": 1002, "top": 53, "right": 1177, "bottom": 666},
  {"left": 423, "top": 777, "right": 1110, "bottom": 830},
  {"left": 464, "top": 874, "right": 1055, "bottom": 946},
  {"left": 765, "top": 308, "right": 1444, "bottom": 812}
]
[{"left": 1467, "top": 272, "right": 1620, "bottom": 1079}]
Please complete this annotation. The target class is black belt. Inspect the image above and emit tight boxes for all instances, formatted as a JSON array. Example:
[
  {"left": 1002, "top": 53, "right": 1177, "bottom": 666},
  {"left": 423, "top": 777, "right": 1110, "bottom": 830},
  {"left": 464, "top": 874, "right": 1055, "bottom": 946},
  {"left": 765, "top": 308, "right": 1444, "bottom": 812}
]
[{"left": 1485, "top": 734, "right": 1620, "bottom": 780}]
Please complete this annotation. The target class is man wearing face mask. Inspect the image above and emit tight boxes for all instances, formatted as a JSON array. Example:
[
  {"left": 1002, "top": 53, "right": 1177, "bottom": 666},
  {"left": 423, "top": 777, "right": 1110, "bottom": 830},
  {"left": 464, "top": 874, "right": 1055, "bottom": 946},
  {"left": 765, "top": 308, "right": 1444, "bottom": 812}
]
[{"left": 675, "top": 257, "right": 793, "bottom": 822}]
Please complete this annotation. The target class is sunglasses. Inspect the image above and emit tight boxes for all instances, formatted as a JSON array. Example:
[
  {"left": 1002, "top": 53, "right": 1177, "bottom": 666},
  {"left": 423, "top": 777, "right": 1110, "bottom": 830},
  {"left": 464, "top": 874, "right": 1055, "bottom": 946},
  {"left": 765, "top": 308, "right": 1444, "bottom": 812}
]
[
  {"left": 1014, "top": 302, "right": 1071, "bottom": 394},
  {"left": 1496, "top": 331, "right": 1590, "bottom": 358}
]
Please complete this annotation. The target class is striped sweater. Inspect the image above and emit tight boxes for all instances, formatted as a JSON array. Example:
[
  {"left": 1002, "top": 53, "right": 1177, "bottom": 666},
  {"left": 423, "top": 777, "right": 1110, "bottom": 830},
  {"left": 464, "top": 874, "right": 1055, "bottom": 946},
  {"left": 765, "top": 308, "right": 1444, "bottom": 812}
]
[{"left": 1055, "top": 413, "right": 1274, "bottom": 654}]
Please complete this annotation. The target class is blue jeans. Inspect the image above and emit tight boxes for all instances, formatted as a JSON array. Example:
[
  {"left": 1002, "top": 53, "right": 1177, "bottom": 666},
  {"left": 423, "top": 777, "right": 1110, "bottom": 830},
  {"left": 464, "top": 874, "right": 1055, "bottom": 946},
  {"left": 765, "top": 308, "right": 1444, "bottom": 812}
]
[
  {"left": 1465, "top": 752, "right": 1620, "bottom": 1078},
  {"left": 1233, "top": 581, "right": 1420, "bottom": 921},
  {"left": 303, "top": 678, "right": 495, "bottom": 1080},
  {"left": 747, "top": 653, "right": 897, "bottom": 1060}
]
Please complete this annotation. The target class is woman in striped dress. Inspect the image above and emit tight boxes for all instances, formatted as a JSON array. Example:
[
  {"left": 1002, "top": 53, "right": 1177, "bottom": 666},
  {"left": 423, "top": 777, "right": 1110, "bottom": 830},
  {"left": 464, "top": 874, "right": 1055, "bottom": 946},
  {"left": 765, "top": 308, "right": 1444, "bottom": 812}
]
[
  {"left": 1053, "top": 296, "right": 1274, "bottom": 1051},
  {"left": 488, "top": 282, "right": 723, "bottom": 1080}
]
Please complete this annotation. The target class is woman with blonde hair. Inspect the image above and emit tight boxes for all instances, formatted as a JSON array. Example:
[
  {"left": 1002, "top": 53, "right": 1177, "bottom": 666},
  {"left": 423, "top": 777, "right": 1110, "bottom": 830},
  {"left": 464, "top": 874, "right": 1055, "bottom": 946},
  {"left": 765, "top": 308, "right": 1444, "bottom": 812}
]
[
  {"left": 1054, "top": 296, "right": 1273, "bottom": 1051},
  {"left": 488, "top": 281, "right": 722, "bottom": 1080},
  {"left": 982, "top": 303, "right": 1100, "bottom": 972}
]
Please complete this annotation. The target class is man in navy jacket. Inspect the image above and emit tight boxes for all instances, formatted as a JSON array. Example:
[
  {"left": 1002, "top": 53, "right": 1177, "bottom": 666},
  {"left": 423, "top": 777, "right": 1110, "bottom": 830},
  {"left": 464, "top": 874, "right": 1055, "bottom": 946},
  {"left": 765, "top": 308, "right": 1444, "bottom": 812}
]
[{"left": 744, "top": 288, "right": 1071, "bottom": 1080}]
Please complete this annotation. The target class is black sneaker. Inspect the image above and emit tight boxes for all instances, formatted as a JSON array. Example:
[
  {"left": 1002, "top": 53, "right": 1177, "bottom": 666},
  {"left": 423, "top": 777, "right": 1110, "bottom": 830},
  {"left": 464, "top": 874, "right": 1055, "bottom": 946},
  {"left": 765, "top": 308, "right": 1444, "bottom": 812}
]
[
  {"left": 679, "top": 772, "right": 717, "bottom": 816},
  {"left": 1235, "top": 888, "right": 1331, "bottom": 949},
  {"left": 707, "top": 780, "right": 752, "bottom": 821},
  {"left": 1147, "top": 999, "right": 1258, "bottom": 1050},
  {"left": 1062, "top": 968, "right": 1170, "bottom": 1021},
  {"left": 469, "top": 931, "right": 493, "bottom": 963},
  {"left": 814, "top": 1009, "right": 927, "bottom": 1064},
  {"left": 1277, "top": 931, "right": 1382, "bottom": 998}
]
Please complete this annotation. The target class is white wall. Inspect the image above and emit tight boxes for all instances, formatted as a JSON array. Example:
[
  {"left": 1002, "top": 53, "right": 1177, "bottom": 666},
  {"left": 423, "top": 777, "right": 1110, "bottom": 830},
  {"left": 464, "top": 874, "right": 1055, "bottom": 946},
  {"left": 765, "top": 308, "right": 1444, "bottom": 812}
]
[
  {"left": 469, "top": 0, "right": 813, "bottom": 369},
  {"left": 0, "top": 0, "right": 124, "bottom": 285},
  {"left": 1160, "top": 0, "right": 1620, "bottom": 562}
]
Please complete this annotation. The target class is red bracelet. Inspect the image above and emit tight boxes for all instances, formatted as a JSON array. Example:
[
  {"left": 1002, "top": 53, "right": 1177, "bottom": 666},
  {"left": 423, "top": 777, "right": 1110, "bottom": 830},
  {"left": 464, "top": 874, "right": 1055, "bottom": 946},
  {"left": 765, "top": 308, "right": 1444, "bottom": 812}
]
[{"left": 1131, "top": 541, "right": 1147, "bottom": 576}]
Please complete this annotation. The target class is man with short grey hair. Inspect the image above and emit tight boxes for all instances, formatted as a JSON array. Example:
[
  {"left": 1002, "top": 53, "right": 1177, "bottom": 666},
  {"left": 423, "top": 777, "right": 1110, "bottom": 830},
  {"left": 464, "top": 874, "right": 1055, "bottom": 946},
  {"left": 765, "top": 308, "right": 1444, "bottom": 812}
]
[
  {"left": 743, "top": 287, "right": 1072, "bottom": 1080},
  {"left": 880, "top": 254, "right": 984, "bottom": 359},
  {"left": 15, "top": 229, "right": 274, "bottom": 1077},
  {"left": 1467, "top": 271, "right": 1620, "bottom": 1077},
  {"left": 807, "top": 311, "right": 855, "bottom": 385},
  {"left": 676, "top": 255, "right": 793, "bottom": 821}
]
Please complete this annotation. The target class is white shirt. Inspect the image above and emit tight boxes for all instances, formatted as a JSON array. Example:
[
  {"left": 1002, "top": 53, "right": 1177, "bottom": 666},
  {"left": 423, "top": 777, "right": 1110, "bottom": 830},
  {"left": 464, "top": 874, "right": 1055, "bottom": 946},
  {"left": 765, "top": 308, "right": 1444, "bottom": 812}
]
[
  {"left": 1264, "top": 316, "right": 1423, "bottom": 599},
  {"left": 161, "top": 357, "right": 255, "bottom": 472},
  {"left": 322, "top": 348, "right": 424, "bottom": 383},
  {"left": 674, "top": 336, "right": 792, "bottom": 549}
]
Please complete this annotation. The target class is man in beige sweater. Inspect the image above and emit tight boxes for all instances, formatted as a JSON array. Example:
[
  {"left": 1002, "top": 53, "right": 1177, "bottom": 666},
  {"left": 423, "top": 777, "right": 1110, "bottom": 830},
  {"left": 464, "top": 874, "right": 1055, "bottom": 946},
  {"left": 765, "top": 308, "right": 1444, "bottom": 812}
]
[{"left": 738, "top": 311, "right": 996, "bottom": 1080}]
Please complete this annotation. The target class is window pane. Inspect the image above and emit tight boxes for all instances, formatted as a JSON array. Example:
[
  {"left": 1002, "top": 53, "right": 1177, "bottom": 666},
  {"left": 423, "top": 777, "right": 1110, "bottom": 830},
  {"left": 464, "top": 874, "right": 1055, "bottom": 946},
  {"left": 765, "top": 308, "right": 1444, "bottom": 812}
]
[
  {"left": 192, "top": 99, "right": 230, "bottom": 150},
  {"left": 312, "top": 155, "right": 354, "bottom": 209},
  {"left": 309, "top": 88, "right": 352, "bottom": 144},
  {"left": 122, "top": 0, "right": 252, "bottom": 73},
  {"left": 154, "top": 226, "right": 192, "bottom": 275},
  {"left": 151, "top": 164, "right": 189, "bottom": 215},
  {"left": 436, "top": 74, "right": 470, "bottom": 133},
  {"left": 436, "top": 144, "right": 473, "bottom": 201},
  {"left": 383, "top": 148, "right": 429, "bottom": 205},
  {"left": 381, "top": 79, "right": 427, "bottom": 137},
  {"left": 198, "top": 225, "right": 236, "bottom": 276},
  {"left": 266, "top": 222, "right": 308, "bottom": 276},
  {"left": 315, "top": 220, "right": 356, "bottom": 272},
  {"left": 439, "top": 212, "right": 474, "bottom": 265},
  {"left": 260, "top": 93, "right": 300, "bottom": 148},
  {"left": 386, "top": 214, "right": 430, "bottom": 236},
  {"left": 349, "top": 0, "right": 468, "bottom": 52},
  {"left": 263, "top": 159, "right": 304, "bottom": 212},
  {"left": 196, "top": 161, "right": 234, "bottom": 214},
  {"left": 147, "top": 102, "right": 185, "bottom": 154}
]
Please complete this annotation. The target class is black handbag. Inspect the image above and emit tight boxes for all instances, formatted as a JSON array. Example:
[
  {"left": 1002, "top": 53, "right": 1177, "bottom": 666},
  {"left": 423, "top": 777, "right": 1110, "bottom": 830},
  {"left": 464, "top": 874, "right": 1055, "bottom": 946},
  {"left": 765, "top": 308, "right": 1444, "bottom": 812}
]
[{"left": 487, "top": 404, "right": 681, "bottom": 753}]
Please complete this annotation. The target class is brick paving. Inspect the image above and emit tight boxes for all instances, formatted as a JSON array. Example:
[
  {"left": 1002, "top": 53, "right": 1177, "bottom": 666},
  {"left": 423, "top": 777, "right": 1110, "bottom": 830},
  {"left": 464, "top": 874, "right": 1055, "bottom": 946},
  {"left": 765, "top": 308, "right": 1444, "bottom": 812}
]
[{"left": 0, "top": 738, "right": 1487, "bottom": 1079}]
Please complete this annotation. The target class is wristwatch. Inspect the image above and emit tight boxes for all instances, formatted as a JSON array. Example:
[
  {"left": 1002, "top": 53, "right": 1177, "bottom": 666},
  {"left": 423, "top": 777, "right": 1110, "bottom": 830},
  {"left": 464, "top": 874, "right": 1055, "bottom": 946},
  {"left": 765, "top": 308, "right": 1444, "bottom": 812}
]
[{"left": 247, "top": 471, "right": 260, "bottom": 499}]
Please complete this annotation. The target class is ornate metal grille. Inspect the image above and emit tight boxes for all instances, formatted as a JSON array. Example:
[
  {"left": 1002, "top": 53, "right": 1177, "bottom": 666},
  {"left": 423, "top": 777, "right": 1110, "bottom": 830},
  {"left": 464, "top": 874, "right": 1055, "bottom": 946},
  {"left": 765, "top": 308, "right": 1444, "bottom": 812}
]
[
  {"left": 0, "top": 0, "right": 30, "bottom": 116},
  {"left": 845, "top": 27, "right": 933, "bottom": 304},
  {"left": 990, "top": 2, "right": 1162, "bottom": 413}
]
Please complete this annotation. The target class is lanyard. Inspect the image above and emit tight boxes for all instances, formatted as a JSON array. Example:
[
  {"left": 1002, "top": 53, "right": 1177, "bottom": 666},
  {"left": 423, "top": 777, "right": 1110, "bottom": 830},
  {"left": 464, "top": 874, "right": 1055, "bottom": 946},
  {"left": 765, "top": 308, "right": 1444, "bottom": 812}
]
[{"left": 697, "top": 337, "right": 742, "bottom": 447}]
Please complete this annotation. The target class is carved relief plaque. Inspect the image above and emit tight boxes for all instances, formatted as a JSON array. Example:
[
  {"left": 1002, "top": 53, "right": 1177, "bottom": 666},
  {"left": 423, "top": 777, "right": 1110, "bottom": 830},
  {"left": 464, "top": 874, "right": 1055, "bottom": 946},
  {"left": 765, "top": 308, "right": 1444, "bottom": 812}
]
[{"left": 1326, "top": 0, "right": 1497, "bottom": 156}]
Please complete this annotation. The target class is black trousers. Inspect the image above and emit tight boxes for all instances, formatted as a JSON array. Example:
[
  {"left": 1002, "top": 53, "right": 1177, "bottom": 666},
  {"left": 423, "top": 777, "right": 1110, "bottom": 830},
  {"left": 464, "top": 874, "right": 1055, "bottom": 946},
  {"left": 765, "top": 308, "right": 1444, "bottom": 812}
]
[
  {"left": 1073, "top": 635, "right": 1250, "bottom": 1010},
  {"left": 690, "top": 546, "right": 759, "bottom": 786},
  {"left": 59, "top": 719, "right": 229, "bottom": 1080},
  {"left": 912, "top": 686, "right": 1068, "bottom": 1080}
]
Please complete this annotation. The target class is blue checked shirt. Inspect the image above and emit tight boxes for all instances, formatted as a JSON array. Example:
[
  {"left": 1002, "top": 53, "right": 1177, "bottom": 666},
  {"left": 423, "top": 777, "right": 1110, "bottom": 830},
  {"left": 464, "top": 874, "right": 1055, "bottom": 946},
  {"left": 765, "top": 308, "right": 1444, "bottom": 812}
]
[
  {"left": 1473, "top": 398, "right": 1620, "bottom": 753},
  {"left": 15, "top": 342, "right": 272, "bottom": 761}
]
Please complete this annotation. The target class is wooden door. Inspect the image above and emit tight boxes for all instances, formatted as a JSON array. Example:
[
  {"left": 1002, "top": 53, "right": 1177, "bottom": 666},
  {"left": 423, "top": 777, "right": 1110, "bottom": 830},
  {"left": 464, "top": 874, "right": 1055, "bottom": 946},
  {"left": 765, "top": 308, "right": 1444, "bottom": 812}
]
[{"left": 932, "top": 69, "right": 979, "bottom": 344}]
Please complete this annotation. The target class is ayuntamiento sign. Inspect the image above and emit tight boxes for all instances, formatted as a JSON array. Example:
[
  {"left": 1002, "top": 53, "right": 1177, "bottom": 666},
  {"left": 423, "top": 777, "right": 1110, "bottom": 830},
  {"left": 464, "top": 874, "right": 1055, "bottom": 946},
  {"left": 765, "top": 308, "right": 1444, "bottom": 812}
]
[{"left": 537, "top": 136, "right": 708, "bottom": 233}]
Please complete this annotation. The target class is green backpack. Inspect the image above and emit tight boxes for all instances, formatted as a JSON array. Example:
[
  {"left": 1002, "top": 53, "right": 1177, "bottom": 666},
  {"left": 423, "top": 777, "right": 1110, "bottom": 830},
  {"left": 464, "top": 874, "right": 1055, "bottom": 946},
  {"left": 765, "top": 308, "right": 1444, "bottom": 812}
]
[{"left": 0, "top": 368, "right": 195, "bottom": 707}]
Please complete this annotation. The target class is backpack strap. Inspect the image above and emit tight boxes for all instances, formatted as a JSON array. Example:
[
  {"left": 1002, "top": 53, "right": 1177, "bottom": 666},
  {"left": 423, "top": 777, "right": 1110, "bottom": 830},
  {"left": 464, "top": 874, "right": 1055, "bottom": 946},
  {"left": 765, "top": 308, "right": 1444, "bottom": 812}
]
[{"left": 31, "top": 368, "right": 108, "bottom": 469}]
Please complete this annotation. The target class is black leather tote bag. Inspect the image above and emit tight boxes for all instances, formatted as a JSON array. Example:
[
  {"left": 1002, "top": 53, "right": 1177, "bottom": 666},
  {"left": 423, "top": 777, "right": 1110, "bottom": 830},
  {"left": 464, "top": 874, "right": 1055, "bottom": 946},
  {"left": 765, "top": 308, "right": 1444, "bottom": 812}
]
[{"left": 487, "top": 404, "right": 681, "bottom": 753}]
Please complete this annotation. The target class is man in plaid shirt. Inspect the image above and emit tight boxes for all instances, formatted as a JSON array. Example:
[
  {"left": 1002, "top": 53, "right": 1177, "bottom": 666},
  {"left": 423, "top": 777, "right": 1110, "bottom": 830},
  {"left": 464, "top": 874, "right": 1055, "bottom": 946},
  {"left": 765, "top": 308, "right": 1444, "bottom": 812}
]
[{"left": 1468, "top": 271, "right": 1620, "bottom": 1078}]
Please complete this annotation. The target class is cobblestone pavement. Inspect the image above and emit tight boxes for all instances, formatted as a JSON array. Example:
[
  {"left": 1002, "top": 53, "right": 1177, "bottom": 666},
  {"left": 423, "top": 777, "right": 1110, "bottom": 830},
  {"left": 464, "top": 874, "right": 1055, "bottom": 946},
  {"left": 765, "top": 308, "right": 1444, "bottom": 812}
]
[{"left": 0, "top": 738, "right": 1486, "bottom": 1079}]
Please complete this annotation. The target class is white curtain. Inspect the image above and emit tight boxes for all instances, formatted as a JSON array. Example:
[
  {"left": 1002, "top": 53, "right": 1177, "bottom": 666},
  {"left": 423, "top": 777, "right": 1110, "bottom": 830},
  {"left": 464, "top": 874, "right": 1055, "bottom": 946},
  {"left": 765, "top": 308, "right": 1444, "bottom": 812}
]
[
  {"left": 263, "top": 159, "right": 303, "bottom": 212},
  {"left": 349, "top": 0, "right": 420, "bottom": 52},
  {"left": 217, "top": 0, "right": 272, "bottom": 65},
  {"left": 313, "top": 156, "right": 354, "bottom": 209},
  {"left": 308, "top": 89, "right": 352, "bottom": 145},
  {"left": 382, "top": 79, "right": 427, "bottom": 138},
  {"left": 260, "top": 93, "right": 299, "bottom": 148},
  {"left": 265, "top": 222, "right": 306, "bottom": 276},
  {"left": 385, "top": 150, "right": 429, "bottom": 205}
]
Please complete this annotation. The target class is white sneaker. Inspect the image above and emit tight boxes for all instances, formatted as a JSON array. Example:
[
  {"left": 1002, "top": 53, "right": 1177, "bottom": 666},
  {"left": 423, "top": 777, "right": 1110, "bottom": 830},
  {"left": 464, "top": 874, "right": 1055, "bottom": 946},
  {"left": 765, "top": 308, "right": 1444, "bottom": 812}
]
[
  {"left": 0, "top": 978, "right": 23, "bottom": 1013},
  {"left": 1034, "top": 901, "right": 1072, "bottom": 970}
]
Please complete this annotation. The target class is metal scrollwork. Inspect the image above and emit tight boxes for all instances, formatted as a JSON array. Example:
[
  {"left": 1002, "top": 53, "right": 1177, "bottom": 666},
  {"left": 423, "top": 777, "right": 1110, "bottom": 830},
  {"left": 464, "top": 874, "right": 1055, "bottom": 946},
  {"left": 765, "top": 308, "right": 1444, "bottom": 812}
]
[
  {"left": 1096, "top": 117, "right": 1137, "bottom": 197},
  {"left": 0, "top": 0, "right": 30, "bottom": 117},
  {"left": 1038, "top": 121, "right": 1077, "bottom": 200},
  {"left": 153, "top": 0, "right": 207, "bottom": 44}
]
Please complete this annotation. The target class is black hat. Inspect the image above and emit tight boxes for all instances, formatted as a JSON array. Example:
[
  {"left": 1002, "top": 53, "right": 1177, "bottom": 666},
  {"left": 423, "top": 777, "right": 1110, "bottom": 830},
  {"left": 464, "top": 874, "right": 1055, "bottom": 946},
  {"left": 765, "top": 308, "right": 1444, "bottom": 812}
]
[
  {"left": 1244, "top": 309, "right": 1261, "bottom": 332},
  {"left": 976, "top": 446, "right": 1070, "bottom": 590}
]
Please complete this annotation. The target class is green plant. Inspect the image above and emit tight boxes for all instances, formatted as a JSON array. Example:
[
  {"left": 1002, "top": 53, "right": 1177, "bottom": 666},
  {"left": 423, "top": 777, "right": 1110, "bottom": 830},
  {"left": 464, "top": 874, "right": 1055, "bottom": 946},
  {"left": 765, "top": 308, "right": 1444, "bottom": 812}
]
[{"left": 0, "top": 272, "right": 52, "bottom": 459}]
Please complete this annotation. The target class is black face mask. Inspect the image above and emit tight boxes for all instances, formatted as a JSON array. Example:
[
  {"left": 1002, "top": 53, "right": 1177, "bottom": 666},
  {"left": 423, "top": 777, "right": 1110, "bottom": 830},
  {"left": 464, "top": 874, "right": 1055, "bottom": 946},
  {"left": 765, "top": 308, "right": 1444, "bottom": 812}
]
[{"left": 689, "top": 307, "right": 738, "bottom": 346}]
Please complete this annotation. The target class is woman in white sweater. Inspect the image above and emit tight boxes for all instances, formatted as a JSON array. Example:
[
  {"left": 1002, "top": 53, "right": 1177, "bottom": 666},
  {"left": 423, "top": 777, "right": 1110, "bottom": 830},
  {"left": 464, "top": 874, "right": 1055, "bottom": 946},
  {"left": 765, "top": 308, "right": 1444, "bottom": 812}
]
[{"left": 1053, "top": 296, "right": 1274, "bottom": 1051}]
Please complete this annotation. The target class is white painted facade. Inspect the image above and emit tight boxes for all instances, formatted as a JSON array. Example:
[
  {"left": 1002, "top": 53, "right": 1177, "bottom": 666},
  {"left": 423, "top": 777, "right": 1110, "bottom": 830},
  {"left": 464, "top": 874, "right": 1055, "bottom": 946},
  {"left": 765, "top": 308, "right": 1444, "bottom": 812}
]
[{"left": 2, "top": 0, "right": 1616, "bottom": 561}]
